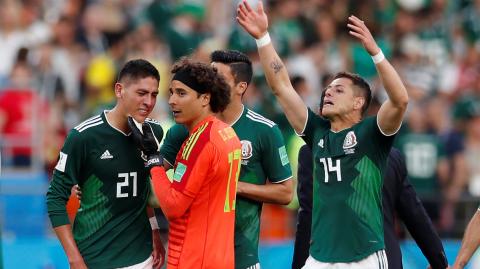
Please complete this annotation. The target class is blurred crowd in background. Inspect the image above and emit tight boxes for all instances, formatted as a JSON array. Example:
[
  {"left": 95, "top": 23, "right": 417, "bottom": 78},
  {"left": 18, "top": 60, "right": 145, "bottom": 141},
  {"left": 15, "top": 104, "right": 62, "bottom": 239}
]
[{"left": 2, "top": 0, "right": 480, "bottom": 240}]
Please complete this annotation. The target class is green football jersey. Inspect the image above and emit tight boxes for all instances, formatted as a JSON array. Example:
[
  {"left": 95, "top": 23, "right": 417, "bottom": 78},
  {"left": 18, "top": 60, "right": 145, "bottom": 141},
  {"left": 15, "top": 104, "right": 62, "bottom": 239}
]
[
  {"left": 302, "top": 109, "right": 394, "bottom": 263},
  {"left": 395, "top": 132, "right": 445, "bottom": 197},
  {"left": 161, "top": 107, "right": 292, "bottom": 268},
  {"left": 47, "top": 112, "right": 164, "bottom": 268}
]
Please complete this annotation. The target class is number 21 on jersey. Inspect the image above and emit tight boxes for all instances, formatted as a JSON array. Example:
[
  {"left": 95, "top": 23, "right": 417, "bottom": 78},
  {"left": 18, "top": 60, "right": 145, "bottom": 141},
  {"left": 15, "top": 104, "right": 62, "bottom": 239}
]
[
  {"left": 117, "top": 172, "right": 137, "bottom": 198},
  {"left": 319, "top": 157, "right": 342, "bottom": 183},
  {"left": 224, "top": 149, "right": 241, "bottom": 212}
]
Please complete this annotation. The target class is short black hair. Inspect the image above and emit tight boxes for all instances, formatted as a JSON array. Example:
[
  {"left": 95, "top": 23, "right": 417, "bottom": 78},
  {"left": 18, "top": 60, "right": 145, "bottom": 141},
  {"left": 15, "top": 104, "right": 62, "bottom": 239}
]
[
  {"left": 117, "top": 59, "right": 160, "bottom": 84},
  {"left": 210, "top": 50, "right": 253, "bottom": 86},
  {"left": 171, "top": 57, "right": 230, "bottom": 113},
  {"left": 332, "top": 71, "right": 372, "bottom": 116}
]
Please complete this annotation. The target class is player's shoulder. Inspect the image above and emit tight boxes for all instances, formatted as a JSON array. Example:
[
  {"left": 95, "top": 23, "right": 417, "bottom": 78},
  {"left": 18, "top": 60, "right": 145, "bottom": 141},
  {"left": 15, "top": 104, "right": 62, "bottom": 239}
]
[
  {"left": 210, "top": 117, "right": 239, "bottom": 145},
  {"left": 243, "top": 108, "right": 277, "bottom": 129},
  {"left": 145, "top": 117, "right": 164, "bottom": 137},
  {"left": 72, "top": 113, "right": 106, "bottom": 136},
  {"left": 166, "top": 123, "right": 189, "bottom": 136}
]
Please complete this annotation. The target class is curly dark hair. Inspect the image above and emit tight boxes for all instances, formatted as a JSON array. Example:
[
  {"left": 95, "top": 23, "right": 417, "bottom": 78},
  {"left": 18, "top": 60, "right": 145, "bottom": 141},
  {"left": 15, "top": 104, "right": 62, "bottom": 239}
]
[{"left": 171, "top": 57, "right": 231, "bottom": 113}]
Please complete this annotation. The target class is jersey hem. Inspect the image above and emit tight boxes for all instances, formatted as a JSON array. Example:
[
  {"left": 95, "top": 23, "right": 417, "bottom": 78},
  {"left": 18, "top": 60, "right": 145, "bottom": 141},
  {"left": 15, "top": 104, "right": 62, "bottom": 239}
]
[
  {"left": 86, "top": 250, "right": 151, "bottom": 269},
  {"left": 295, "top": 106, "right": 309, "bottom": 137},
  {"left": 49, "top": 214, "right": 70, "bottom": 227},
  {"left": 270, "top": 176, "right": 293, "bottom": 184},
  {"left": 310, "top": 245, "right": 385, "bottom": 263},
  {"left": 376, "top": 116, "right": 401, "bottom": 137}
]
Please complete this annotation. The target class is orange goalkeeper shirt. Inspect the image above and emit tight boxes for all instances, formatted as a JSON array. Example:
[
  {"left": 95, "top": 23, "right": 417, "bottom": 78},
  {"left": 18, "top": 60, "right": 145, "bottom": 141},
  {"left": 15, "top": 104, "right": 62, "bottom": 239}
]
[{"left": 150, "top": 115, "right": 241, "bottom": 269}]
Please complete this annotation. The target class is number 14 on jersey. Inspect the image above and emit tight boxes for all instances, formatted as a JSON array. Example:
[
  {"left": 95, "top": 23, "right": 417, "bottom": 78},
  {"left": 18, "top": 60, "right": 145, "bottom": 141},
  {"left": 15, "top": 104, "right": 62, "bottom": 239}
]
[{"left": 319, "top": 157, "right": 342, "bottom": 183}]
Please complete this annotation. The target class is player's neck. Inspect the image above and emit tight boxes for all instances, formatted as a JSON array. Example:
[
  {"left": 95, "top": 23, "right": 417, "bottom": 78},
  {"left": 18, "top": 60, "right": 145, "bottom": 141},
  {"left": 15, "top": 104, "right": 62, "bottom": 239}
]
[
  {"left": 329, "top": 114, "right": 361, "bottom": 132},
  {"left": 106, "top": 107, "right": 129, "bottom": 133},
  {"left": 187, "top": 110, "right": 214, "bottom": 132},
  {"left": 217, "top": 101, "right": 244, "bottom": 126}
]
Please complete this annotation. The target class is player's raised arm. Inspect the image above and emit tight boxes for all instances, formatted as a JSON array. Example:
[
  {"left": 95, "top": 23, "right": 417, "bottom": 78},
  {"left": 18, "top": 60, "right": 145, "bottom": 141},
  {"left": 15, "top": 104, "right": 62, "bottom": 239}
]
[
  {"left": 453, "top": 210, "right": 480, "bottom": 269},
  {"left": 236, "top": 0, "right": 307, "bottom": 134},
  {"left": 347, "top": 15, "right": 408, "bottom": 135}
]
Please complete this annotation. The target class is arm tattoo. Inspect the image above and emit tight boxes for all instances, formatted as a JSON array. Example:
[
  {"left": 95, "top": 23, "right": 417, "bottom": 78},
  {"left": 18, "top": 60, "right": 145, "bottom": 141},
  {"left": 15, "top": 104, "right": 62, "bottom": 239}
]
[{"left": 270, "top": 58, "right": 284, "bottom": 74}]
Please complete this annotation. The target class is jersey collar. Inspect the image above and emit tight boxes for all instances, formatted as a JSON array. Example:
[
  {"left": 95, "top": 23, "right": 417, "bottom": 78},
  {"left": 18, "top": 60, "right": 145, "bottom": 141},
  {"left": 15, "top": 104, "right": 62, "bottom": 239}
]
[
  {"left": 230, "top": 105, "right": 245, "bottom": 127},
  {"left": 190, "top": 115, "right": 216, "bottom": 134}
]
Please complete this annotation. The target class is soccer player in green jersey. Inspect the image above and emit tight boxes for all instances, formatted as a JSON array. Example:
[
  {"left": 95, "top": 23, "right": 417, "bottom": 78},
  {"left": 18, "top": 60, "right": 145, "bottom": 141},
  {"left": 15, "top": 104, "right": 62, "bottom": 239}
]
[
  {"left": 47, "top": 59, "right": 164, "bottom": 269},
  {"left": 160, "top": 50, "right": 293, "bottom": 269},
  {"left": 237, "top": 1, "right": 408, "bottom": 268}
]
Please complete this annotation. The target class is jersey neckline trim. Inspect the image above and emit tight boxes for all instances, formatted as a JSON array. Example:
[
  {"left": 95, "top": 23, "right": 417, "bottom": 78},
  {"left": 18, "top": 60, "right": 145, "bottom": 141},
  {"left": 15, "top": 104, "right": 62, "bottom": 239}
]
[
  {"left": 230, "top": 105, "right": 245, "bottom": 127},
  {"left": 103, "top": 110, "right": 129, "bottom": 136}
]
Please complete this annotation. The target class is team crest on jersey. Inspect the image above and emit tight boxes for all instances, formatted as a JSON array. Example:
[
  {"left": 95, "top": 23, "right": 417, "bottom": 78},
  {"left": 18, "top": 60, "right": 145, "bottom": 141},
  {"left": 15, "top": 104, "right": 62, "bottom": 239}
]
[
  {"left": 343, "top": 131, "right": 357, "bottom": 154},
  {"left": 241, "top": 140, "right": 253, "bottom": 159}
]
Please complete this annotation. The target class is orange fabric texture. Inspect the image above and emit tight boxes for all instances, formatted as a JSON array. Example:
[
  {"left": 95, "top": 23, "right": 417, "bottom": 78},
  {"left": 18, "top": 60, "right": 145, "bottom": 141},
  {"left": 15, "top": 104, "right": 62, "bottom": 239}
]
[{"left": 151, "top": 116, "right": 241, "bottom": 269}]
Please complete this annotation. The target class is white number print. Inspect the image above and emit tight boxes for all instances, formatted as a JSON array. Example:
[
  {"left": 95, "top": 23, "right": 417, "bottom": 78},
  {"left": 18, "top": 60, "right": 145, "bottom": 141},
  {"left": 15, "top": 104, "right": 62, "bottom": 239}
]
[
  {"left": 319, "top": 157, "right": 342, "bottom": 183},
  {"left": 116, "top": 172, "right": 138, "bottom": 198}
]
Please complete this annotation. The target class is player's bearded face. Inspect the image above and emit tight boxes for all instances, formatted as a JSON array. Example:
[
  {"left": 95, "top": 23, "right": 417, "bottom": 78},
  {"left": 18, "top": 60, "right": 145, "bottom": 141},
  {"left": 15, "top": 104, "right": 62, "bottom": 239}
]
[{"left": 121, "top": 77, "right": 159, "bottom": 122}]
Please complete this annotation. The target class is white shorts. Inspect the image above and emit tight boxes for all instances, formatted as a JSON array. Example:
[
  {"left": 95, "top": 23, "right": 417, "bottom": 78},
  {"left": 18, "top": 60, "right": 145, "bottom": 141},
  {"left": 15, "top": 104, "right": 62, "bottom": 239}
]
[
  {"left": 117, "top": 255, "right": 153, "bottom": 269},
  {"left": 244, "top": 263, "right": 260, "bottom": 269},
  {"left": 302, "top": 250, "right": 388, "bottom": 269}
]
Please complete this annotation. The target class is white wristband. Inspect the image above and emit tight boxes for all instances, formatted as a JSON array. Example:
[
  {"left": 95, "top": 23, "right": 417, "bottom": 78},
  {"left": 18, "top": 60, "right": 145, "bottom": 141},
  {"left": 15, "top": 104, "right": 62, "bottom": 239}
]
[
  {"left": 371, "top": 50, "right": 385, "bottom": 64},
  {"left": 255, "top": 32, "right": 271, "bottom": 48},
  {"left": 149, "top": 216, "right": 159, "bottom": 230}
]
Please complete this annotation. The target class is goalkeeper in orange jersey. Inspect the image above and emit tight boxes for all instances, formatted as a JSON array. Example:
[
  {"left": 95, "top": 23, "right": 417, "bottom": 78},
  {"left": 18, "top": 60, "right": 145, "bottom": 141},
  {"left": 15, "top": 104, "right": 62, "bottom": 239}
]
[{"left": 128, "top": 58, "right": 241, "bottom": 269}]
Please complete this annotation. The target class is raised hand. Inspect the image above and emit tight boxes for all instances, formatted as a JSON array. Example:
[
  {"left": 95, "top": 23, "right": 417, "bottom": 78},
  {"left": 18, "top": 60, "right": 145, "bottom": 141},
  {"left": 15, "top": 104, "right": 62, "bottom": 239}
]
[
  {"left": 347, "top": 15, "right": 380, "bottom": 56},
  {"left": 236, "top": 0, "right": 268, "bottom": 39}
]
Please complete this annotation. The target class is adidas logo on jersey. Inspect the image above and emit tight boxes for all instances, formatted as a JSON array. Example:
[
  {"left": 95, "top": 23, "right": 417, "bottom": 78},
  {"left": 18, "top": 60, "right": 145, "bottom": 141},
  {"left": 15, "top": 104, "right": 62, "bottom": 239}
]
[
  {"left": 100, "top": 150, "right": 113, "bottom": 159},
  {"left": 318, "top": 139, "right": 324, "bottom": 148}
]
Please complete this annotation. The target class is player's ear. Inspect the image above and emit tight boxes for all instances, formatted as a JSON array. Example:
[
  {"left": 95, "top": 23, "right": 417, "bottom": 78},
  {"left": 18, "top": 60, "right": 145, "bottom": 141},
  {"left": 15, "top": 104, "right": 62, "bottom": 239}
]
[
  {"left": 201, "top": 93, "right": 211, "bottom": 107},
  {"left": 115, "top": 83, "right": 124, "bottom": 98},
  {"left": 237, "top": 82, "right": 248, "bottom": 96},
  {"left": 353, "top": 96, "right": 365, "bottom": 111}
]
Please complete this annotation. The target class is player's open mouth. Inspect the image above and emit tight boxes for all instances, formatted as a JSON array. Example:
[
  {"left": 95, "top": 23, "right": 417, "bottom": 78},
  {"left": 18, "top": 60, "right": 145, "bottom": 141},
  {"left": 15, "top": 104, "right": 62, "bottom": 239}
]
[
  {"left": 324, "top": 100, "right": 334, "bottom": 106},
  {"left": 172, "top": 110, "right": 180, "bottom": 117}
]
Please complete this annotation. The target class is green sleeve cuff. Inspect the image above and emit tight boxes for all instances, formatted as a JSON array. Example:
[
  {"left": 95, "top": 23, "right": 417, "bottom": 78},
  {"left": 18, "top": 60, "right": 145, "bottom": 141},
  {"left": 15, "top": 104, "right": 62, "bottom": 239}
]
[{"left": 49, "top": 214, "right": 70, "bottom": 228}]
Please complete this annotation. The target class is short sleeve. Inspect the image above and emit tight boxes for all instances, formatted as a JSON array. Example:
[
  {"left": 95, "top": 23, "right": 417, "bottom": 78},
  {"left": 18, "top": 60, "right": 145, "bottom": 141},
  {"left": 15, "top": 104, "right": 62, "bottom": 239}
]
[
  {"left": 46, "top": 129, "right": 85, "bottom": 227},
  {"left": 160, "top": 124, "right": 189, "bottom": 166},
  {"left": 300, "top": 108, "right": 329, "bottom": 147},
  {"left": 260, "top": 125, "right": 292, "bottom": 183},
  {"left": 369, "top": 115, "right": 396, "bottom": 148}
]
